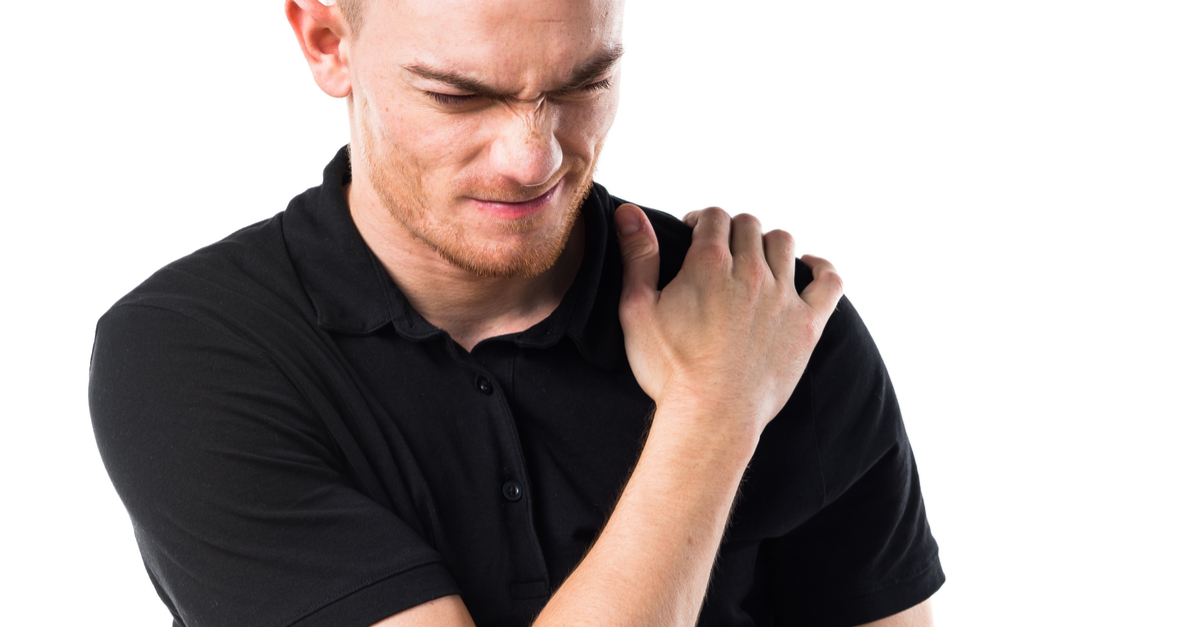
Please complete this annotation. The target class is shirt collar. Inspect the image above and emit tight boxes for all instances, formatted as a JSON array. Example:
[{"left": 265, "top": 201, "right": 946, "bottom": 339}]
[{"left": 283, "top": 146, "right": 626, "bottom": 370}]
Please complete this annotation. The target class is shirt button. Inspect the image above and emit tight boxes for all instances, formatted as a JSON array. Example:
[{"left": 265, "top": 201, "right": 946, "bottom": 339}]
[
  {"left": 502, "top": 480, "right": 523, "bottom": 502},
  {"left": 476, "top": 375, "right": 493, "bottom": 395}
]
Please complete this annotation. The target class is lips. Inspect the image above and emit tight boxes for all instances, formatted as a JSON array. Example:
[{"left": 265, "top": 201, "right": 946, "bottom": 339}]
[{"left": 470, "top": 179, "right": 563, "bottom": 220}]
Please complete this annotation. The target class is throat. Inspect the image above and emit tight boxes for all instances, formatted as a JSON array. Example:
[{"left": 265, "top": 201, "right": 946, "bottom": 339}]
[
  {"left": 343, "top": 178, "right": 589, "bottom": 353},
  {"left": 435, "top": 232, "right": 584, "bottom": 352},
  {"left": 373, "top": 214, "right": 586, "bottom": 353},
  {"left": 445, "top": 308, "right": 559, "bottom": 353}
]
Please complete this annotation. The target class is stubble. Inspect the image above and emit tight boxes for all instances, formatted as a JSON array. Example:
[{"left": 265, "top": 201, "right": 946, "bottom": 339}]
[{"left": 357, "top": 113, "right": 598, "bottom": 279}]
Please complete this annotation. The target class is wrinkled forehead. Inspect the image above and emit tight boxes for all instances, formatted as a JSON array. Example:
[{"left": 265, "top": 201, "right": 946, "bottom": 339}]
[{"left": 359, "top": 0, "right": 624, "bottom": 86}]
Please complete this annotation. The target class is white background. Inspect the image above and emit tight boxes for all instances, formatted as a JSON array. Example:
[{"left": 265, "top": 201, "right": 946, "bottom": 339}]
[{"left": 2, "top": 1, "right": 1197, "bottom": 625}]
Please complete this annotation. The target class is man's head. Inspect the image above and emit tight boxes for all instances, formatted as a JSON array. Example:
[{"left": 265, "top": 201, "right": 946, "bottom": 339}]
[{"left": 287, "top": 0, "right": 624, "bottom": 278}]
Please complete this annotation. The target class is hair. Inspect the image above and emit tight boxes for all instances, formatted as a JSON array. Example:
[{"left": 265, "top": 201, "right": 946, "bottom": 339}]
[{"left": 338, "top": 0, "right": 365, "bottom": 36}]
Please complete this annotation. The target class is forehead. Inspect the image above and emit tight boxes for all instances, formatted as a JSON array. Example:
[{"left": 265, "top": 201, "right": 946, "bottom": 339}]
[{"left": 360, "top": 0, "right": 624, "bottom": 81}]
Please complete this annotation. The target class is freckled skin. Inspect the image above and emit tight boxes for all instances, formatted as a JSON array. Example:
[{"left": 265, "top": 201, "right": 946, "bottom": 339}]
[{"left": 344, "top": 0, "right": 623, "bottom": 278}]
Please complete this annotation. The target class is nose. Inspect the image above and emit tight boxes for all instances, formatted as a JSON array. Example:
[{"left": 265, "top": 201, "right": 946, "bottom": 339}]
[{"left": 489, "top": 98, "right": 563, "bottom": 188}]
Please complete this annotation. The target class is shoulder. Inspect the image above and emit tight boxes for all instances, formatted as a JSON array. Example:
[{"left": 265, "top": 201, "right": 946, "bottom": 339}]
[
  {"left": 601, "top": 187, "right": 692, "bottom": 289},
  {"left": 98, "top": 211, "right": 314, "bottom": 348},
  {"left": 597, "top": 184, "right": 817, "bottom": 292},
  {"left": 89, "top": 208, "right": 359, "bottom": 504},
  {"left": 91, "top": 211, "right": 330, "bottom": 443},
  {"left": 595, "top": 185, "right": 898, "bottom": 488}
]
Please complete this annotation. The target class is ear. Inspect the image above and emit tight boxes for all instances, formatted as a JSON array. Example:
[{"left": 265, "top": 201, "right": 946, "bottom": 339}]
[{"left": 285, "top": 0, "right": 352, "bottom": 98}]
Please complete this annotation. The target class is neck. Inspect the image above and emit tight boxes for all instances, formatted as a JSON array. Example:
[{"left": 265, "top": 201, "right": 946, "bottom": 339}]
[{"left": 345, "top": 181, "right": 586, "bottom": 353}]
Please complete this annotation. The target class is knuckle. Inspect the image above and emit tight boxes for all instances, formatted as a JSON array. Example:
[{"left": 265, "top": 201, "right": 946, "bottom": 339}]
[
  {"left": 622, "top": 238, "right": 656, "bottom": 261},
  {"left": 619, "top": 289, "right": 650, "bottom": 315},
  {"left": 701, "top": 206, "right": 731, "bottom": 223},
  {"left": 823, "top": 268, "right": 845, "bottom": 293},
  {"left": 764, "top": 229, "right": 795, "bottom": 249},
  {"left": 694, "top": 242, "right": 733, "bottom": 266},
  {"left": 732, "top": 213, "right": 762, "bottom": 230}
]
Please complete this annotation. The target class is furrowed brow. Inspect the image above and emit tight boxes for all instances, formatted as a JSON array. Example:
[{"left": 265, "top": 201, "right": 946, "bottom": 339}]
[
  {"left": 402, "top": 64, "right": 511, "bottom": 100},
  {"left": 554, "top": 44, "right": 625, "bottom": 93},
  {"left": 403, "top": 44, "right": 624, "bottom": 100}
]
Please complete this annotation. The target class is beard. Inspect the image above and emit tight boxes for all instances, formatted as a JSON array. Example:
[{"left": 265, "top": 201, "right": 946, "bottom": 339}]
[{"left": 357, "top": 113, "right": 598, "bottom": 280}]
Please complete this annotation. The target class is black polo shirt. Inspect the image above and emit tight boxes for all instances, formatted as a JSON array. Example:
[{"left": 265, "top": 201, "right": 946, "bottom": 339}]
[{"left": 90, "top": 147, "right": 944, "bottom": 627}]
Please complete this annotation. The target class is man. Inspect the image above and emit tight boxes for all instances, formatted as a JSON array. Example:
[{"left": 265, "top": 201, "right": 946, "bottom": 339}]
[{"left": 89, "top": 0, "right": 943, "bottom": 625}]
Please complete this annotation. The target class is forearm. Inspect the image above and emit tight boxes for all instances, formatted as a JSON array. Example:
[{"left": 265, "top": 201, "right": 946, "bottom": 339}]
[
  {"left": 528, "top": 205, "right": 840, "bottom": 627},
  {"left": 532, "top": 402, "right": 757, "bottom": 627}
]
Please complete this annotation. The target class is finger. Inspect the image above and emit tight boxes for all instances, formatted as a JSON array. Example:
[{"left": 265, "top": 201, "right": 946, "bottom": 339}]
[
  {"left": 763, "top": 229, "right": 796, "bottom": 285},
  {"left": 730, "top": 213, "right": 766, "bottom": 266},
  {"left": 686, "top": 206, "right": 732, "bottom": 259},
  {"left": 798, "top": 254, "right": 844, "bottom": 315},
  {"left": 682, "top": 211, "right": 699, "bottom": 227},
  {"left": 615, "top": 203, "right": 661, "bottom": 307}
]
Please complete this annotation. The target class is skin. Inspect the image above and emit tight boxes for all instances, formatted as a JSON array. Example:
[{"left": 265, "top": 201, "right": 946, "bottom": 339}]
[
  {"left": 286, "top": 0, "right": 933, "bottom": 625},
  {"left": 292, "top": 0, "right": 622, "bottom": 349}
]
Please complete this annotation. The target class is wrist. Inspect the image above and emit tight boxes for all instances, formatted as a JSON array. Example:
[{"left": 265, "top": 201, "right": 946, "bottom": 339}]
[{"left": 648, "top": 397, "right": 761, "bottom": 466}]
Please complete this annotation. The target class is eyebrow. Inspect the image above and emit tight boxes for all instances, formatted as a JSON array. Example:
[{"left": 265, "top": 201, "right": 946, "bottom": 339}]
[{"left": 402, "top": 44, "right": 624, "bottom": 101}]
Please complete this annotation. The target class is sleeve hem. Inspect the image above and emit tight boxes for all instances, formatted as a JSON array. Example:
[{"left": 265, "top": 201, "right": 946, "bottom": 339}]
[
  {"left": 794, "top": 554, "right": 946, "bottom": 627},
  {"left": 286, "top": 561, "right": 461, "bottom": 627}
]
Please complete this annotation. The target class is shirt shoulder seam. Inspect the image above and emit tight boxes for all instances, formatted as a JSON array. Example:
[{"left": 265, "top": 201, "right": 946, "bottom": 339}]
[{"left": 104, "top": 301, "right": 323, "bottom": 422}]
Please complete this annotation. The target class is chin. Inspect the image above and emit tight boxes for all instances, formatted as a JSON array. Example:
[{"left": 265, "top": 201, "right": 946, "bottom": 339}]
[
  {"left": 428, "top": 167, "right": 594, "bottom": 279},
  {"left": 442, "top": 199, "right": 584, "bottom": 279}
]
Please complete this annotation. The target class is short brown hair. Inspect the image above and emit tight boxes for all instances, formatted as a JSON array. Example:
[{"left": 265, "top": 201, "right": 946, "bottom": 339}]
[{"left": 339, "top": 0, "right": 365, "bottom": 35}]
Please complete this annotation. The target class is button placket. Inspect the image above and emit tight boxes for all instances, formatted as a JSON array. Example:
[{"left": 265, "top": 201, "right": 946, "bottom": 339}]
[{"left": 459, "top": 355, "right": 551, "bottom": 593}]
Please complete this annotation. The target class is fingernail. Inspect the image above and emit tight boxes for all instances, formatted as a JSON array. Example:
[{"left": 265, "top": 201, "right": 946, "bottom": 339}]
[{"left": 616, "top": 206, "right": 641, "bottom": 237}]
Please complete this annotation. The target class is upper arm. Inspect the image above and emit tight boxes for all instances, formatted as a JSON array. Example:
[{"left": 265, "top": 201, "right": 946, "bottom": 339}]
[
  {"left": 90, "top": 304, "right": 461, "bottom": 626},
  {"left": 857, "top": 599, "right": 933, "bottom": 627},
  {"left": 371, "top": 595, "right": 477, "bottom": 627},
  {"left": 763, "top": 295, "right": 944, "bottom": 625}
]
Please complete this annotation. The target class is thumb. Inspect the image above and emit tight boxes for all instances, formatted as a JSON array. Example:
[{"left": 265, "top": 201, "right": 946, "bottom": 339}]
[{"left": 615, "top": 203, "right": 660, "bottom": 307}]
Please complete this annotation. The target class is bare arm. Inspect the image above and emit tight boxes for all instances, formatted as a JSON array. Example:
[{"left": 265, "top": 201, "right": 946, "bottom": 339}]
[
  {"left": 372, "top": 410, "right": 753, "bottom": 627},
  {"left": 288, "top": 1, "right": 845, "bottom": 624},
  {"left": 860, "top": 600, "right": 934, "bottom": 627},
  {"left": 533, "top": 206, "right": 841, "bottom": 627},
  {"left": 372, "top": 404, "right": 751, "bottom": 627},
  {"left": 374, "top": 594, "right": 933, "bottom": 627},
  {"left": 373, "top": 204, "right": 844, "bottom": 627}
]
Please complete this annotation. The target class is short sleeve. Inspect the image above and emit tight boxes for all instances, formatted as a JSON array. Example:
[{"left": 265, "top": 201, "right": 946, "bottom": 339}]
[
  {"left": 762, "top": 296, "right": 944, "bottom": 626},
  {"left": 89, "top": 304, "right": 460, "bottom": 627}
]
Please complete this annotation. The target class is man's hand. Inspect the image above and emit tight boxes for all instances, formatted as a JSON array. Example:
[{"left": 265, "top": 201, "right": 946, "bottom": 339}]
[
  {"left": 369, "top": 207, "right": 865, "bottom": 627},
  {"left": 615, "top": 203, "right": 844, "bottom": 443}
]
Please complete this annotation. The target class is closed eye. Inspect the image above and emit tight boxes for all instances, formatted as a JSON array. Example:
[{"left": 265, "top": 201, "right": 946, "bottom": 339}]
[
  {"left": 424, "top": 78, "right": 612, "bottom": 108},
  {"left": 426, "top": 92, "right": 478, "bottom": 107},
  {"left": 568, "top": 78, "right": 612, "bottom": 94}
]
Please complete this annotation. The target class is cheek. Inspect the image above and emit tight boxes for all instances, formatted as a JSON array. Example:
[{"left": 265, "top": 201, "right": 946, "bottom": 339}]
[
  {"left": 373, "top": 95, "right": 488, "bottom": 181},
  {"left": 397, "top": 116, "right": 480, "bottom": 166},
  {"left": 554, "top": 94, "right": 619, "bottom": 159}
]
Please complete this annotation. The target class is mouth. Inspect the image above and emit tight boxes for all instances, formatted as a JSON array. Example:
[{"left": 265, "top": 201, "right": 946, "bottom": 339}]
[{"left": 469, "top": 178, "right": 563, "bottom": 220}]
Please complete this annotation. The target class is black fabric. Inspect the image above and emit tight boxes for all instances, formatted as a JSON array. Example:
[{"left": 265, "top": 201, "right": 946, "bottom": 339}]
[{"left": 90, "top": 147, "right": 943, "bottom": 627}]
